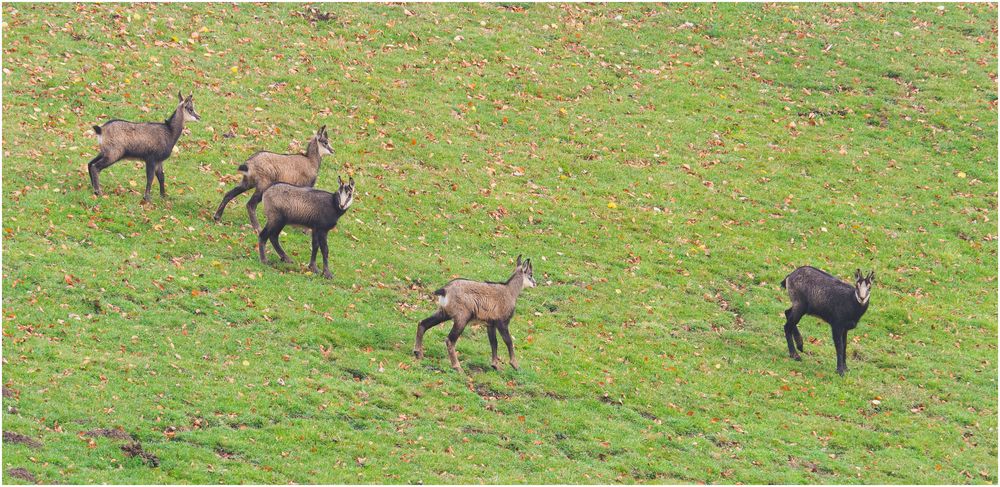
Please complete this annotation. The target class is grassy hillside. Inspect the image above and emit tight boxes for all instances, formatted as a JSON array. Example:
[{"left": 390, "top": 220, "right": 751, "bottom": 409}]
[{"left": 2, "top": 3, "right": 997, "bottom": 484}]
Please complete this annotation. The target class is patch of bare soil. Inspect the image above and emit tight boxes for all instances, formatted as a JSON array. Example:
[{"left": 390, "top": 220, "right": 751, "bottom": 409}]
[
  {"left": 83, "top": 428, "right": 133, "bottom": 441},
  {"left": 3, "top": 431, "right": 41, "bottom": 449},
  {"left": 121, "top": 442, "right": 159, "bottom": 467},
  {"left": 7, "top": 467, "right": 35, "bottom": 482}
]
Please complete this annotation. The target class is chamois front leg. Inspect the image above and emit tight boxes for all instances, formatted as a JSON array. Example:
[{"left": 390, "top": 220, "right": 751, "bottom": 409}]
[
  {"left": 488, "top": 324, "right": 500, "bottom": 370},
  {"left": 498, "top": 320, "right": 518, "bottom": 370},
  {"left": 832, "top": 326, "right": 847, "bottom": 376},
  {"left": 154, "top": 160, "right": 166, "bottom": 197},
  {"left": 142, "top": 160, "right": 156, "bottom": 203},
  {"left": 308, "top": 231, "right": 321, "bottom": 274},
  {"left": 317, "top": 230, "right": 332, "bottom": 279}
]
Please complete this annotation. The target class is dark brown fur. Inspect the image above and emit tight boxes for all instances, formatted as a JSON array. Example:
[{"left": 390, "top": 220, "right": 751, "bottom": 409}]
[
  {"left": 414, "top": 256, "right": 536, "bottom": 372},
  {"left": 87, "top": 92, "right": 199, "bottom": 202},
  {"left": 257, "top": 177, "right": 354, "bottom": 279},
  {"left": 213, "top": 126, "right": 333, "bottom": 232}
]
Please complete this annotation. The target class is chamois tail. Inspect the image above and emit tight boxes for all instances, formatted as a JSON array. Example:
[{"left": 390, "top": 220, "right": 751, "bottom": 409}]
[
  {"left": 238, "top": 164, "right": 249, "bottom": 174},
  {"left": 92, "top": 125, "right": 102, "bottom": 135},
  {"left": 780, "top": 277, "right": 787, "bottom": 289}
]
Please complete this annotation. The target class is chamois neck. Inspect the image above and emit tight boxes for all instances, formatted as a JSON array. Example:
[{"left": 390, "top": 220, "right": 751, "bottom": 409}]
[
  {"left": 505, "top": 270, "right": 524, "bottom": 297},
  {"left": 306, "top": 137, "right": 322, "bottom": 164},
  {"left": 165, "top": 104, "right": 185, "bottom": 141}
]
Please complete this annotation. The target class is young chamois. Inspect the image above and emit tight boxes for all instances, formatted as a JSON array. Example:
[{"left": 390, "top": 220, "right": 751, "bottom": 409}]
[
  {"left": 781, "top": 266, "right": 874, "bottom": 376},
  {"left": 213, "top": 126, "right": 333, "bottom": 233},
  {"left": 88, "top": 92, "right": 200, "bottom": 203},
  {"left": 257, "top": 177, "right": 355, "bottom": 279},
  {"left": 414, "top": 256, "right": 536, "bottom": 373}
]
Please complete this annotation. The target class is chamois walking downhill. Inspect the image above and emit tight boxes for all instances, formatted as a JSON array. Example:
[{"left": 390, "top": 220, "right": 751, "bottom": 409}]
[
  {"left": 781, "top": 266, "right": 875, "bottom": 376},
  {"left": 88, "top": 92, "right": 200, "bottom": 203},
  {"left": 257, "top": 177, "right": 355, "bottom": 279},
  {"left": 414, "top": 256, "right": 536, "bottom": 373},
  {"left": 213, "top": 125, "right": 333, "bottom": 233}
]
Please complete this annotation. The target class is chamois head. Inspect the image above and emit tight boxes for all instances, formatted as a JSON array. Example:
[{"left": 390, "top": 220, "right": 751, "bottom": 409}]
[
  {"left": 315, "top": 126, "right": 334, "bottom": 156},
  {"left": 335, "top": 176, "right": 355, "bottom": 211},
  {"left": 853, "top": 269, "right": 874, "bottom": 305},
  {"left": 177, "top": 92, "right": 200, "bottom": 122},
  {"left": 515, "top": 255, "right": 536, "bottom": 288}
]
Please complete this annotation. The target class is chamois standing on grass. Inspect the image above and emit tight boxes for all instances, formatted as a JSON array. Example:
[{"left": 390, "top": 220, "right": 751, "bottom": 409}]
[
  {"left": 213, "top": 126, "right": 333, "bottom": 233},
  {"left": 781, "top": 266, "right": 875, "bottom": 376},
  {"left": 257, "top": 177, "right": 355, "bottom": 279},
  {"left": 88, "top": 92, "right": 200, "bottom": 203},
  {"left": 414, "top": 256, "right": 536, "bottom": 373}
]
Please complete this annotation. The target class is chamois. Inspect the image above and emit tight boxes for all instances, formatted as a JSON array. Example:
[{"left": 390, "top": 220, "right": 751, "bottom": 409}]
[
  {"left": 88, "top": 92, "right": 200, "bottom": 203},
  {"left": 781, "top": 266, "right": 875, "bottom": 376},
  {"left": 213, "top": 126, "right": 333, "bottom": 233},
  {"left": 257, "top": 177, "right": 355, "bottom": 279},
  {"left": 414, "top": 256, "right": 536, "bottom": 373}
]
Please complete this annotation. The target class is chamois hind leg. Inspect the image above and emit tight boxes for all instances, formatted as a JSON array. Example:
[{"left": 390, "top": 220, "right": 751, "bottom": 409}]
[
  {"left": 840, "top": 327, "right": 851, "bottom": 373},
  {"left": 246, "top": 190, "right": 264, "bottom": 233},
  {"left": 87, "top": 154, "right": 107, "bottom": 195},
  {"left": 154, "top": 161, "right": 166, "bottom": 197},
  {"left": 142, "top": 160, "right": 156, "bottom": 203},
  {"left": 498, "top": 320, "right": 519, "bottom": 370},
  {"left": 257, "top": 226, "right": 271, "bottom": 264},
  {"left": 487, "top": 324, "right": 500, "bottom": 370},
  {"left": 213, "top": 183, "right": 251, "bottom": 222},
  {"left": 269, "top": 230, "right": 292, "bottom": 264},
  {"left": 444, "top": 315, "right": 470, "bottom": 372},
  {"left": 414, "top": 310, "right": 449, "bottom": 359},
  {"left": 783, "top": 306, "right": 805, "bottom": 361}
]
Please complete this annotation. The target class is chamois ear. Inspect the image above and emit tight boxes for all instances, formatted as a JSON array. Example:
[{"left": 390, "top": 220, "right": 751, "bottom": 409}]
[
  {"left": 319, "top": 125, "right": 327, "bottom": 136},
  {"left": 854, "top": 268, "right": 862, "bottom": 281},
  {"left": 178, "top": 91, "right": 184, "bottom": 102},
  {"left": 186, "top": 93, "right": 193, "bottom": 102},
  {"left": 338, "top": 175, "right": 345, "bottom": 187},
  {"left": 867, "top": 270, "right": 875, "bottom": 282},
  {"left": 516, "top": 254, "right": 522, "bottom": 268},
  {"left": 525, "top": 259, "right": 532, "bottom": 273},
  {"left": 348, "top": 177, "right": 355, "bottom": 188}
]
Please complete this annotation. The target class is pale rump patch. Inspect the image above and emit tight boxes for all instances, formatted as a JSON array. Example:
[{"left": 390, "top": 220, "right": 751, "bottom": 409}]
[
  {"left": 438, "top": 294, "right": 449, "bottom": 307},
  {"left": 97, "top": 134, "right": 102, "bottom": 145}
]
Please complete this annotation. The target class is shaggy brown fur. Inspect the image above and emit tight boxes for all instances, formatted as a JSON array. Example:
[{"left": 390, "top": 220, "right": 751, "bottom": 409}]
[
  {"left": 257, "top": 177, "right": 355, "bottom": 279},
  {"left": 213, "top": 125, "right": 333, "bottom": 232},
  {"left": 414, "top": 256, "right": 536, "bottom": 372},
  {"left": 87, "top": 92, "right": 200, "bottom": 202}
]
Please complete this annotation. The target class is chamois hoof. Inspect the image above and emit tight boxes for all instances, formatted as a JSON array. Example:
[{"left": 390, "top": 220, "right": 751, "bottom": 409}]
[
  {"left": 413, "top": 350, "right": 423, "bottom": 360},
  {"left": 836, "top": 368, "right": 846, "bottom": 377},
  {"left": 308, "top": 265, "right": 320, "bottom": 274},
  {"left": 281, "top": 256, "right": 293, "bottom": 264},
  {"left": 491, "top": 361, "right": 501, "bottom": 371},
  {"left": 452, "top": 365, "right": 465, "bottom": 374},
  {"left": 790, "top": 353, "right": 802, "bottom": 361},
  {"left": 322, "top": 271, "right": 333, "bottom": 280},
  {"left": 510, "top": 361, "right": 520, "bottom": 371}
]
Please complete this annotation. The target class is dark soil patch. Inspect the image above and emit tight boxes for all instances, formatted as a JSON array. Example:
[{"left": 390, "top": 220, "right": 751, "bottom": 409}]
[
  {"left": 598, "top": 393, "right": 623, "bottom": 406},
  {"left": 215, "top": 446, "right": 237, "bottom": 459},
  {"left": 342, "top": 367, "right": 368, "bottom": 381},
  {"left": 7, "top": 467, "right": 35, "bottom": 482},
  {"left": 2, "top": 386, "right": 14, "bottom": 399},
  {"left": 3, "top": 431, "right": 41, "bottom": 449},
  {"left": 84, "top": 428, "right": 133, "bottom": 441},
  {"left": 472, "top": 383, "right": 511, "bottom": 400},
  {"left": 121, "top": 442, "right": 159, "bottom": 467}
]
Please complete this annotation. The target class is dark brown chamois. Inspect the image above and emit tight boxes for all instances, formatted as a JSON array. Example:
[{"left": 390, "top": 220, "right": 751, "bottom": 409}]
[
  {"left": 213, "top": 126, "right": 333, "bottom": 232},
  {"left": 414, "top": 256, "right": 536, "bottom": 373},
  {"left": 88, "top": 92, "right": 200, "bottom": 203},
  {"left": 781, "top": 266, "right": 874, "bottom": 376},
  {"left": 257, "top": 177, "right": 355, "bottom": 279}
]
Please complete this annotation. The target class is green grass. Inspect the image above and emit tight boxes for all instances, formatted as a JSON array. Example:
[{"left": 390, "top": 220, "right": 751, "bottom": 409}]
[{"left": 2, "top": 3, "right": 997, "bottom": 484}]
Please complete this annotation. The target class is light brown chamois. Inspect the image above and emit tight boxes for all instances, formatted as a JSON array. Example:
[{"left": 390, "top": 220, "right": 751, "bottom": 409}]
[
  {"left": 414, "top": 256, "right": 536, "bottom": 373},
  {"left": 257, "top": 177, "right": 355, "bottom": 279},
  {"left": 87, "top": 92, "right": 200, "bottom": 203},
  {"left": 213, "top": 125, "right": 333, "bottom": 232}
]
